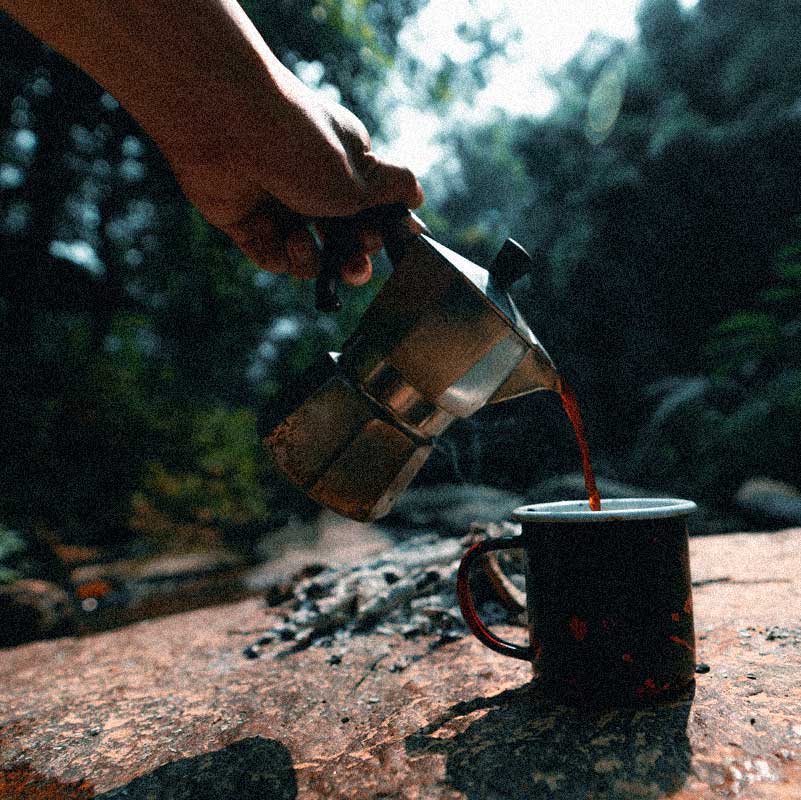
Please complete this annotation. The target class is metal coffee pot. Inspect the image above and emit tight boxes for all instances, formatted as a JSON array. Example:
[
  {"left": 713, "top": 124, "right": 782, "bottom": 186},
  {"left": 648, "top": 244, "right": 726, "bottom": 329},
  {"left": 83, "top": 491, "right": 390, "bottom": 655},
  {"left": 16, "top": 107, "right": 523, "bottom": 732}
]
[{"left": 260, "top": 204, "right": 559, "bottom": 521}]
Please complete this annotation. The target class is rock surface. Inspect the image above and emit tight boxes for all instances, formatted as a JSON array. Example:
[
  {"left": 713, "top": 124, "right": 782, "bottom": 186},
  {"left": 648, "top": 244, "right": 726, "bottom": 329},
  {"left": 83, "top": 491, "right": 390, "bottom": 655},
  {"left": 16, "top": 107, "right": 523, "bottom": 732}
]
[{"left": 1, "top": 528, "right": 801, "bottom": 799}]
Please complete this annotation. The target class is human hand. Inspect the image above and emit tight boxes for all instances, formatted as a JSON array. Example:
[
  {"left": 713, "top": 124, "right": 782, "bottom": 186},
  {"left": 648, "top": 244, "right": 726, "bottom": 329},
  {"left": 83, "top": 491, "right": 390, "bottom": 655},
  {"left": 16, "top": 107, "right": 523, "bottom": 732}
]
[
  {"left": 3, "top": 0, "right": 422, "bottom": 285},
  {"left": 160, "top": 64, "right": 424, "bottom": 286}
]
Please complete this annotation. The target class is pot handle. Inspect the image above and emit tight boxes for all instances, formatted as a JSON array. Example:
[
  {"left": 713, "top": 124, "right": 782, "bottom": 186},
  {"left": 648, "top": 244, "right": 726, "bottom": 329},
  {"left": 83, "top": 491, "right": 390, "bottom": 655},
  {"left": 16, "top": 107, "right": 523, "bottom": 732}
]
[
  {"left": 315, "top": 203, "right": 424, "bottom": 312},
  {"left": 456, "top": 537, "right": 534, "bottom": 661}
]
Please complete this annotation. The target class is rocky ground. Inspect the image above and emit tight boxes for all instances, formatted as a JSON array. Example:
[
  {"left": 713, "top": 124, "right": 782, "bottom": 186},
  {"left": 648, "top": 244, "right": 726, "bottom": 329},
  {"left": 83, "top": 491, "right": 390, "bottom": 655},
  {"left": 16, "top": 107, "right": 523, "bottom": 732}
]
[
  {"left": 3, "top": 476, "right": 801, "bottom": 650},
  {"left": 1, "top": 525, "right": 800, "bottom": 799}
]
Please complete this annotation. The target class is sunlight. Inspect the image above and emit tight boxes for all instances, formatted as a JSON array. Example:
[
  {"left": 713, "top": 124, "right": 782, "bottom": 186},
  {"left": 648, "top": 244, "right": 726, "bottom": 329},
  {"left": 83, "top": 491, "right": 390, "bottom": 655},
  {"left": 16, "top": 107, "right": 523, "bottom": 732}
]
[{"left": 377, "top": 0, "right": 700, "bottom": 175}]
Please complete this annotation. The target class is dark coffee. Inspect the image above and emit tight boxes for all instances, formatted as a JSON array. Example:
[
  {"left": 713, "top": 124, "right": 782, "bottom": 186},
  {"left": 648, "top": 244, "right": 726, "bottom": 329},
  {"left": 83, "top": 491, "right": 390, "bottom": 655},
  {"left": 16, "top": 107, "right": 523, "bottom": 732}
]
[{"left": 558, "top": 378, "right": 601, "bottom": 511}]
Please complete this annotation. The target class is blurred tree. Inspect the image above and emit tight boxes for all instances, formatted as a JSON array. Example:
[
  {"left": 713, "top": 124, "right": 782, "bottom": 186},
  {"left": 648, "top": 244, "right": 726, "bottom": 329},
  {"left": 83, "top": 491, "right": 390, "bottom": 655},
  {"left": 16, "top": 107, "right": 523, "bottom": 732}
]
[
  {"left": 425, "top": 0, "right": 801, "bottom": 502},
  {"left": 637, "top": 219, "right": 801, "bottom": 500},
  {"left": 243, "top": 1, "right": 422, "bottom": 132},
  {"left": 0, "top": 525, "right": 24, "bottom": 584},
  {"left": 424, "top": 110, "right": 532, "bottom": 268}
]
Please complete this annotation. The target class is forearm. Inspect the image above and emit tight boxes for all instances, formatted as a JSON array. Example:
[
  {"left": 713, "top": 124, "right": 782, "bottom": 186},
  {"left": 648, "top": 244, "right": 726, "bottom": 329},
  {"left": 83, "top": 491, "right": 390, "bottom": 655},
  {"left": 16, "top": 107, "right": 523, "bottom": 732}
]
[
  {"left": 3, "top": 0, "right": 423, "bottom": 281},
  {"left": 1, "top": 0, "right": 293, "bottom": 151}
]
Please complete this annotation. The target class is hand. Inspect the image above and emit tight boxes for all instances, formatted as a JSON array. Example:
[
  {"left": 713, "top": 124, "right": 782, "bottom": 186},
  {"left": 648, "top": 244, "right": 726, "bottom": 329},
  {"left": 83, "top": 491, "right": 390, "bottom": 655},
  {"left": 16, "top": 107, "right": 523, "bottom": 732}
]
[
  {"left": 3, "top": 0, "right": 423, "bottom": 284},
  {"left": 161, "top": 66, "right": 424, "bottom": 285}
]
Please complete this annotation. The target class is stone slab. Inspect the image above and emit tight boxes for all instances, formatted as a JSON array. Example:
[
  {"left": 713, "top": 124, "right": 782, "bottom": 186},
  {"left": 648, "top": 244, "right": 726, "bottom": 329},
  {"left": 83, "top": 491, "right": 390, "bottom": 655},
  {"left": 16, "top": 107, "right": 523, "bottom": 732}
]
[{"left": 1, "top": 529, "right": 800, "bottom": 799}]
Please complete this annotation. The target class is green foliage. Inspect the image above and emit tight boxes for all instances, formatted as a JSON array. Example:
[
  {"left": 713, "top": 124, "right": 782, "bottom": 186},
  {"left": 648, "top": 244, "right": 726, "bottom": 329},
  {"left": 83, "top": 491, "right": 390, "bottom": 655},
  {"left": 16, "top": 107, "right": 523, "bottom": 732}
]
[
  {"left": 422, "top": 17, "right": 517, "bottom": 110},
  {"left": 241, "top": 0, "right": 428, "bottom": 133},
  {"left": 0, "top": 525, "right": 24, "bottom": 584},
  {"left": 706, "top": 312, "right": 781, "bottom": 374},
  {"left": 424, "top": 0, "right": 801, "bottom": 503},
  {"left": 131, "top": 406, "right": 269, "bottom": 552},
  {"left": 427, "top": 112, "right": 533, "bottom": 267},
  {"left": 636, "top": 221, "right": 801, "bottom": 500}
]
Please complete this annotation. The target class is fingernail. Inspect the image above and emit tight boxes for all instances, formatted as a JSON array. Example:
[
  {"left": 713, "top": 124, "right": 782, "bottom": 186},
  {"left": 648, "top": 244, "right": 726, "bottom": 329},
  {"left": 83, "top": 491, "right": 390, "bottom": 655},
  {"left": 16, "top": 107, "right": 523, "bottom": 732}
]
[{"left": 342, "top": 255, "right": 372, "bottom": 287}]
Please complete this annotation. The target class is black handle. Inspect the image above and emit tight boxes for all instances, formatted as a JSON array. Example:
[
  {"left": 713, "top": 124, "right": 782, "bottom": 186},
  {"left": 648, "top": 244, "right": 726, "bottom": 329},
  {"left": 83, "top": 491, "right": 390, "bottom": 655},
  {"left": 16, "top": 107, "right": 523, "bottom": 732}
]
[
  {"left": 315, "top": 217, "right": 352, "bottom": 312},
  {"left": 314, "top": 203, "right": 414, "bottom": 312},
  {"left": 456, "top": 536, "right": 534, "bottom": 661},
  {"left": 489, "top": 239, "right": 534, "bottom": 291}
]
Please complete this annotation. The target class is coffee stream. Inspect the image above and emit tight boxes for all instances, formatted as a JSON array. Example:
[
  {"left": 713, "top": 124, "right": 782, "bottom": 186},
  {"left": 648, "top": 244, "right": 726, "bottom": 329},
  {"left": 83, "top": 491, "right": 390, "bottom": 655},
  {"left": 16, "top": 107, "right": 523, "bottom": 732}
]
[{"left": 559, "top": 378, "right": 602, "bottom": 511}]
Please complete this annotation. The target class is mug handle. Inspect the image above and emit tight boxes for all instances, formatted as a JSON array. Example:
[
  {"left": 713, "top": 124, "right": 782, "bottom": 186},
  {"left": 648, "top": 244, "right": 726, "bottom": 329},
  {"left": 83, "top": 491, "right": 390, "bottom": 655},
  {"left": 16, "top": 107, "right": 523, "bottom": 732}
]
[{"left": 456, "top": 537, "right": 534, "bottom": 661}]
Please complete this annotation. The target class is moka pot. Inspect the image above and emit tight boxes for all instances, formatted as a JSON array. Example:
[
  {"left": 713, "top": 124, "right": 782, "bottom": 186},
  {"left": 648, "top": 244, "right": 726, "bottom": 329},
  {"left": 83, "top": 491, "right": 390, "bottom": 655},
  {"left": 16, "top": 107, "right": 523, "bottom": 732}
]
[{"left": 260, "top": 204, "right": 560, "bottom": 522}]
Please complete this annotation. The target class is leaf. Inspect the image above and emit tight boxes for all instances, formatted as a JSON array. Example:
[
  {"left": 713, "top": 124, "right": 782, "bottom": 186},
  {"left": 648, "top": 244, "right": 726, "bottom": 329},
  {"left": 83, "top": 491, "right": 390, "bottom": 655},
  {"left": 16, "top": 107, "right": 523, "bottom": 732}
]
[
  {"left": 0, "top": 526, "right": 25, "bottom": 562},
  {"left": 0, "top": 566, "right": 19, "bottom": 585},
  {"left": 706, "top": 312, "right": 781, "bottom": 368},
  {"left": 645, "top": 376, "right": 711, "bottom": 428}
]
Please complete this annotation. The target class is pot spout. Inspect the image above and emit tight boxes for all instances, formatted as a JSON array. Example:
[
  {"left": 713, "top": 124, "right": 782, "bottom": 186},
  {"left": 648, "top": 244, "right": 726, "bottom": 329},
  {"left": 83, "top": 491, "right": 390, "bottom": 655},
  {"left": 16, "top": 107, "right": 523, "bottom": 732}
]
[{"left": 488, "top": 343, "right": 560, "bottom": 403}]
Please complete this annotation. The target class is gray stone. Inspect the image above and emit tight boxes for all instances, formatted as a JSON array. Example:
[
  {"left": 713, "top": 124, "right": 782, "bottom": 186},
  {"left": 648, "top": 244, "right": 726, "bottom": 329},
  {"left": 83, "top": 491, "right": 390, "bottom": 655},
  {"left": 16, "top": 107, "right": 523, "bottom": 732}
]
[
  {"left": 0, "top": 579, "right": 73, "bottom": 647},
  {"left": 380, "top": 483, "right": 527, "bottom": 536},
  {"left": 528, "top": 473, "right": 647, "bottom": 503},
  {"left": 735, "top": 477, "right": 801, "bottom": 527}
]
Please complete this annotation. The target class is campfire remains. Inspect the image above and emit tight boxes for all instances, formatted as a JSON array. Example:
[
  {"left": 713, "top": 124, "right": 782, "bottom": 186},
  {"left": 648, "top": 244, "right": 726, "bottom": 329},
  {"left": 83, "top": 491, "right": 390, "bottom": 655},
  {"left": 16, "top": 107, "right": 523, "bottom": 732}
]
[{"left": 245, "top": 523, "right": 526, "bottom": 661}]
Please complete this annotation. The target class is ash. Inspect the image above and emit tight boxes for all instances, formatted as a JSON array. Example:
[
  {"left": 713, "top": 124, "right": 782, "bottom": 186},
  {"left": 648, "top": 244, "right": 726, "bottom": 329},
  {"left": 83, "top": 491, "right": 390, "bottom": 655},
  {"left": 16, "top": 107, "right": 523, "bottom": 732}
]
[{"left": 245, "top": 524, "right": 524, "bottom": 660}]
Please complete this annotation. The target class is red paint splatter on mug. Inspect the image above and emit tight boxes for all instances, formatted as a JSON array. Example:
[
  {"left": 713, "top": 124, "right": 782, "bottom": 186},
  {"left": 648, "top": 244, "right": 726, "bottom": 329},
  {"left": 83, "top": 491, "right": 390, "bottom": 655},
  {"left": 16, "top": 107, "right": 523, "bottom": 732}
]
[
  {"left": 622, "top": 653, "right": 634, "bottom": 664},
  {"left": 671, "top": 612, "right": 680, "bottom": 622},
  {"left": 669, "top": 634, "right": 694, "bottom": 652},
  {"left": 636, "top": 677, "right": 673, "bottom": 699},
  {"left": 568, "top": 615, "right": 588, "bottom": 641}
]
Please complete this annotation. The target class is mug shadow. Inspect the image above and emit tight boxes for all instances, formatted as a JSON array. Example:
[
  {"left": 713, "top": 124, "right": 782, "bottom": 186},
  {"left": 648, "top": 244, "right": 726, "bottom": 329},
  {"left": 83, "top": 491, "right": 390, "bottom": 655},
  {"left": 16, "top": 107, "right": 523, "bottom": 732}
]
[
  {"left": 406, "top": 683, "right": 693, "bottom": 800},
  {"left": 0, "top": 736, "right": 297, "bottom": 800}
]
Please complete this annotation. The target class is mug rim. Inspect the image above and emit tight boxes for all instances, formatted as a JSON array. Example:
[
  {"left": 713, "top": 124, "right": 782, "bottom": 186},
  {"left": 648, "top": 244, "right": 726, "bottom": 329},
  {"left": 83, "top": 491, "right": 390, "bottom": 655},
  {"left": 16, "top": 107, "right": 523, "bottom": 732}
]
[{"left": 512, "top": 497, "right": 697, "bottom": 523}]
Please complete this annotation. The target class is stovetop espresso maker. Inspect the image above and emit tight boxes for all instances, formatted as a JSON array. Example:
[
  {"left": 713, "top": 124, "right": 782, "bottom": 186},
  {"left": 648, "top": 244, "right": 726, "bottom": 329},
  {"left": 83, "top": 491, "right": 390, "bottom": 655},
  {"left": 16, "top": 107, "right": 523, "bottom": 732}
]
[{"left": 261, "top": 204, "right": 559, "bottom": 521}]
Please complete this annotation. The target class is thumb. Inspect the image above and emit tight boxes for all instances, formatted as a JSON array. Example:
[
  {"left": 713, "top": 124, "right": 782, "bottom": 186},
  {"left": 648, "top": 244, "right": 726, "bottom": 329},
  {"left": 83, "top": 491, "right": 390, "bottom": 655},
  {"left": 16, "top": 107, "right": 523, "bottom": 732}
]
[{"left": 360, "top": 153, "right": 425, "bottom": 209}]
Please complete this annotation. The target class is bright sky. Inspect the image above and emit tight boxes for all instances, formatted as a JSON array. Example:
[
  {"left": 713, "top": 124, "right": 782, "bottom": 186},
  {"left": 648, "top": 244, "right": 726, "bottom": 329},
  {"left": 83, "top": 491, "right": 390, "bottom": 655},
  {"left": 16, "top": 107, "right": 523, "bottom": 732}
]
[{"left": 375, "top": 0, "right": 698, "bottom": 175}]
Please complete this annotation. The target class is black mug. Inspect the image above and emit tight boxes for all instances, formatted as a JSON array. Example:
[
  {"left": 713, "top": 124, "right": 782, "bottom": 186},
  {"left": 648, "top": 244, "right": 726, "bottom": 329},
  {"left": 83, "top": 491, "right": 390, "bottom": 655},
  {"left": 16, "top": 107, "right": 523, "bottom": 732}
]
[{"left": 457, "top": 499, "right": 698, "bottom": 706}]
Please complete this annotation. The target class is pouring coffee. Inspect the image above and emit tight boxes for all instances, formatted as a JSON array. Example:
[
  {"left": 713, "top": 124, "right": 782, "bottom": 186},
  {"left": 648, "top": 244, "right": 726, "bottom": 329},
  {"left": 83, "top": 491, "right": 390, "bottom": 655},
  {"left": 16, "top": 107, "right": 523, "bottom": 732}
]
[{"left": 260, "top": 203, "right": 593, "bottom": 521}]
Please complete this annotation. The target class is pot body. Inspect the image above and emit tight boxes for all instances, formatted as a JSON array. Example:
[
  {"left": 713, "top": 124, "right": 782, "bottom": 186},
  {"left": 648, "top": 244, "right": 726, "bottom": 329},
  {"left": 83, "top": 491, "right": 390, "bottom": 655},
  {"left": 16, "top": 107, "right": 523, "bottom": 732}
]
[{"left": 262, "top": 233, "right": 558, "bottom": 521}]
